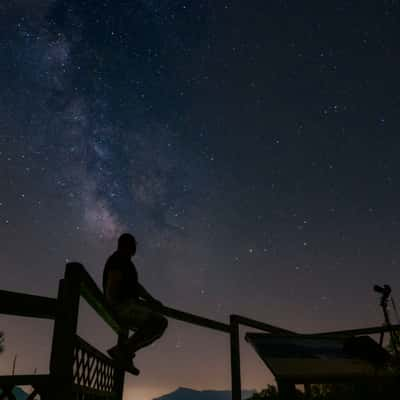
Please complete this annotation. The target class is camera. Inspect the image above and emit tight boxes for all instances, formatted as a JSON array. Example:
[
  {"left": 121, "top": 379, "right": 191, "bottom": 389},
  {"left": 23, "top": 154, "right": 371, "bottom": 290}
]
[{"left": 373, "top": 284, "right": 391, "bottom": 297}]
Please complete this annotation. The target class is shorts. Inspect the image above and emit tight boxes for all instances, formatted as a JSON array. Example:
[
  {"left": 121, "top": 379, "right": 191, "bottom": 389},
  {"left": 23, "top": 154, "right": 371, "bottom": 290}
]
[{"left": 113, "top": 298, "right": 156, "bottom": 329}]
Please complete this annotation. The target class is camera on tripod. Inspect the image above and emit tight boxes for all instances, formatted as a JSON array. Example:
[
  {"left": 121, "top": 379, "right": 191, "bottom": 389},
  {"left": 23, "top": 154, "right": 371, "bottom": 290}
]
[{"left": 373, "top": 282, "right": 399, "bottom": 356}]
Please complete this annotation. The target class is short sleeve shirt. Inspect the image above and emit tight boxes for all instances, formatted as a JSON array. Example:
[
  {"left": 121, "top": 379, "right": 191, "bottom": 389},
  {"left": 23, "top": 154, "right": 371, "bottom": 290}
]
[{"left": 102, "top": 251, "right": 139, "bottom": 305}]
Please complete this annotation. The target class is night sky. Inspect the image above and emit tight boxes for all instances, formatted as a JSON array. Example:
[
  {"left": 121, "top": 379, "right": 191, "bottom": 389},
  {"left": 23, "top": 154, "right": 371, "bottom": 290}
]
[{"left": 1, "top": 1, "right": 400, "bottom": 399}]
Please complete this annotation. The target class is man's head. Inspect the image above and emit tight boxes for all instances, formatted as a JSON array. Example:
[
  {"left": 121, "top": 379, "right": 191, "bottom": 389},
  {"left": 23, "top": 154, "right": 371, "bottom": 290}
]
[{"left": 117, "top": 233, "right": 137, "bottom": 256}]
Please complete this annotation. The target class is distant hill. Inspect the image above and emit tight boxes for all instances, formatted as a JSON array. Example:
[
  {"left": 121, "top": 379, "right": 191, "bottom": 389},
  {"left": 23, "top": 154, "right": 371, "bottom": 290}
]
[{"left": 154, "top": 387, "right": 255, "bottom": 400}]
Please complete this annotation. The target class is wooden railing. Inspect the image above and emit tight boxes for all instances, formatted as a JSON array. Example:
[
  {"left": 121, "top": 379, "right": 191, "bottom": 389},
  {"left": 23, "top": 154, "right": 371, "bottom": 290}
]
[
  {"left": 0, "top": 262, "right": 127, "bottom": 400},
  {"left": 0, "top": 262, "right": 398, "bottom": 400}
]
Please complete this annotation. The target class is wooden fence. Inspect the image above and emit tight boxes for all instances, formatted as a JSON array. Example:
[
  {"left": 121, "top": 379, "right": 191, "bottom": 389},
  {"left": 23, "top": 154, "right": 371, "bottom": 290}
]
[{"left": 0, "top": 262, "right": 398, "bottom": 400}]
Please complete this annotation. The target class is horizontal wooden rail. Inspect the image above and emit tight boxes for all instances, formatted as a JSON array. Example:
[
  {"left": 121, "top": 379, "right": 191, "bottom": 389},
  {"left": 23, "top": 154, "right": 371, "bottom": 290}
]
[
  {"left": 309, "top": 323, "right": 400, "bottom": 337},
  {"left": 0, "top": 374, "right": 49, "bottom": 386},
  {"left": 161, "top": 306, "right": 230, "bottom": 332},
  {"left": 231, "top": 314, "right": 297, "bottom": 334},
  {"left": 0, "top": 290, "right": 57, "bottom": 320}
]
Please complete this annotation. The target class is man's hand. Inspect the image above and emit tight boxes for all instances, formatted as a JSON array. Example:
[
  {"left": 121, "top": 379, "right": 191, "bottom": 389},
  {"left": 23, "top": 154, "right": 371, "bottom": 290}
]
[{"left": 147, "top": 298, "right": 163, "bottom": 309}]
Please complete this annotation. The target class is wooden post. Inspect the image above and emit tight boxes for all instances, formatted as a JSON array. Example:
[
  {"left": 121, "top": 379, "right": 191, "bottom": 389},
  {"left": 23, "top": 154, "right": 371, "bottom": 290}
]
[
  {"left": 114, "top": 330, "right": 128, "bottom": 399},
  {"left": 49, "top": 264, "right": 81, "bottom": 400},
  {"left": 230, "top": 316, "right": 242, "bottom": 400}
]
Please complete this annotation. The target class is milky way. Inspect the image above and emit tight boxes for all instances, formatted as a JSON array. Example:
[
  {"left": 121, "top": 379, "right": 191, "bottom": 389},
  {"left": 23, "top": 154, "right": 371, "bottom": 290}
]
[{"left": 2, "top": 0, "right": 214, "bottom": 241}]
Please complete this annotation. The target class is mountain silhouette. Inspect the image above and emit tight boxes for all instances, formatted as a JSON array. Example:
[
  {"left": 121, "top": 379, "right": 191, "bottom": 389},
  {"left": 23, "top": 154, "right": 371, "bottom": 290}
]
[{"left": 154, "top": 387, "right": 255, "bottom": 400}]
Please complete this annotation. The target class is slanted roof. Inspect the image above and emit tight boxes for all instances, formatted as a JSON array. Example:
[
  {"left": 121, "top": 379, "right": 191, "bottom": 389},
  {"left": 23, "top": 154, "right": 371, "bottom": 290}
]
[{"left": 245, "top": 333, "right": 392, "bottom": 384}]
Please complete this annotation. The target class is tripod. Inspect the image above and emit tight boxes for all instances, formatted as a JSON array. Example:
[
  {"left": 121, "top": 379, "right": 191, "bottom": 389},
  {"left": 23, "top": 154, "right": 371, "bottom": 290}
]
[{"left": 374, "top": 284, "right": 399, "bottom": 357}]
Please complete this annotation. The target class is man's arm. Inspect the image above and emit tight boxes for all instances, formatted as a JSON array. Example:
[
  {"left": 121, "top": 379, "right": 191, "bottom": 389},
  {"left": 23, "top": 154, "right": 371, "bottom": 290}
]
[
  {"left": 136, "top": 283, "right": 163, "bottom": 307},
  {"left": 105, "top": 269, "right": 123, "bottom": 303}
]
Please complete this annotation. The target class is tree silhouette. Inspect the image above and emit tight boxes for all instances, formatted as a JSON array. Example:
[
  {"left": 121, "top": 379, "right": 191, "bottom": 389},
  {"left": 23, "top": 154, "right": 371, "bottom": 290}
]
[
  {"left": 250, "top": 386, "right": 279, "bottom": 400},
  {"left": 247, "top": 385, "right": 302, "bottom": 400}
]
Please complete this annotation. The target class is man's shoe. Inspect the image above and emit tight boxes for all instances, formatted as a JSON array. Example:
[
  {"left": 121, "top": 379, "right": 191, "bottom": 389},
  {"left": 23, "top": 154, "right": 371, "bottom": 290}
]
[
  {"left": 107, "top": 346, "right": 140, "bottom": 376},
  {"left": 122, "top": 360, "right": 140, "bottom": 376},
  {"left": 107, "top": 345, "right": 136, "bottom": 358}
]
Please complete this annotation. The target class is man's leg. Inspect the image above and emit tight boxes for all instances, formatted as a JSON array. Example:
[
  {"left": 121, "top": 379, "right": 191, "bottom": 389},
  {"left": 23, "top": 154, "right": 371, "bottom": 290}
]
[
  {"left": 126, "top": 313, "right": 168, "bottom": 353},
  {"left": 108, "top": 302, "right": 167, "bottom": 374},
  {"left": 107, "top": 301, "right": 146, "bottom": 375}
]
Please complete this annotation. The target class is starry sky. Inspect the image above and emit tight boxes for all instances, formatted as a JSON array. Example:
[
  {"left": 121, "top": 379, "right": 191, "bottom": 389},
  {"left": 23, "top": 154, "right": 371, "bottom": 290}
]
[{"left": 1, "top": 1, "right": 400, "bottom": 399}]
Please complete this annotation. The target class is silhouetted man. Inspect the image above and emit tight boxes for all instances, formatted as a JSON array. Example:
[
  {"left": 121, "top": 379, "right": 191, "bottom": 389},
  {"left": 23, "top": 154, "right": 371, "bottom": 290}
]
[{"left": 103, "top": 233, "right": 168, "bottom": 375}]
